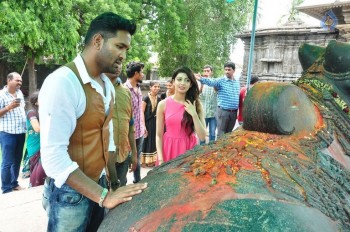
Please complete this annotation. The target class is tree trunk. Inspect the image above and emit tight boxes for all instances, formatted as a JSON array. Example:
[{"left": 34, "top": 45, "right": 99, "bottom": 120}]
[
  {"left": 0, "top": 61, "right": 7, "bottom": 88},
  {"left": 28, "top": 56, "right": 36, "bottom": 96},
  {"left": 0, "top": 49, "right": 9, "bottom": 88}
]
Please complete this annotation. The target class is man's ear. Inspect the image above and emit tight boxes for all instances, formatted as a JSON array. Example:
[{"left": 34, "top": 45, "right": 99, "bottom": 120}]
[{"left": 93, "top": 33, "right": 104, "bottom": 50}]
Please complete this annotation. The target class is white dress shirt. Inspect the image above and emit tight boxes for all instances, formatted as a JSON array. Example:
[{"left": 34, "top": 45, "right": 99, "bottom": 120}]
[{"left": 39, "top": 55, "right": 115, "bottom": 188}]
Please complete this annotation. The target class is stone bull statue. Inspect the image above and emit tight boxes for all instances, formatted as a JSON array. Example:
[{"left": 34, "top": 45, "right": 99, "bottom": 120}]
[{"left": 99, "top": 40, "right": 350, "bottom": 231}]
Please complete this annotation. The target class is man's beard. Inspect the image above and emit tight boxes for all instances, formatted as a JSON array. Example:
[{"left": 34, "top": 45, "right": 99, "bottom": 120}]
[{"left": 137, "top": 79, "right": 143, "bottom": 84}]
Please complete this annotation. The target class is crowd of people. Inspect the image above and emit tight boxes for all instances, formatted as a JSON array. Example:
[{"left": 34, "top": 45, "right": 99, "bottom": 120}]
[{"left": 0, "top": 12, "right": 259, "bottom": 231}]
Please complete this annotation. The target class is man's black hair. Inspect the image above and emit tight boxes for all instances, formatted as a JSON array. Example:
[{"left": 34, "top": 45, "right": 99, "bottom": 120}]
[
  {"left": 224, "top": 61, "right": 235, "bottom": 70},
  {"left": 84, "top": 12, "right": 136, "bottom": 45},
  {"left": 250, "top": 75, "right": 259, "bottom": 85},
  {"left": 126, "top": 61, "right": 144, "bottom": 78}
]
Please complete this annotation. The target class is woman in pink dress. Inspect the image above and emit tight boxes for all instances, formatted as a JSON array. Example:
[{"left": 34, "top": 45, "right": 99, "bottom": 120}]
[{"left": 156, "top": 67, "right": 206, "bottom": 165}]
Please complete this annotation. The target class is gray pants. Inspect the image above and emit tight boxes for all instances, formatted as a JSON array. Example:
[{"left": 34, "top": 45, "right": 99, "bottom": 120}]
[{"left": 216, "top": 107, "right": 238, "bottom": 138}]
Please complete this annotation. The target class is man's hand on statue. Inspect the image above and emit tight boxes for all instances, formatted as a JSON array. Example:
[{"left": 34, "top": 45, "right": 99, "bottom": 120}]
[{"left": 103, "top": 183, "right": 148, "bottom": 209}]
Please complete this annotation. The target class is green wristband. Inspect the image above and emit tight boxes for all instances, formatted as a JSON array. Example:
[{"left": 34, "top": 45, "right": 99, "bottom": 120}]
[{"left": 98, "top": 188, "right": 108, "bottom": 207}]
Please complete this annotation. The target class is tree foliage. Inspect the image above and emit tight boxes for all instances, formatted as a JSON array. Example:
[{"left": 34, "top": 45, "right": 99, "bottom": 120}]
[
  {"left": 0, "top": 0, "right": 80, "bottom": 94},
  {"left": 0, "top": 0, "right": 254, "bottom": 91},
  {"left": 278, "top": 0, "right": 305, "bottom": 25},
  {"left": 288, "top": 0, "right": 305, "bottom": 22},
  {"left": 0, "top": 0, "right": 80, "bottom": 61},
  {"left": 143, "top": 0, "right": 254, "bottom": 76}
]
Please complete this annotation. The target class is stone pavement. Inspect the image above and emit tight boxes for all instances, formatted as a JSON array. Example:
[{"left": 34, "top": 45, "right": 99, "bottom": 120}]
[
  {"left": 0, "top": 183, "right": 46, "bottom": 232},
  {"left": 0, "top": 167, "right": 152, "bottom": 232}
]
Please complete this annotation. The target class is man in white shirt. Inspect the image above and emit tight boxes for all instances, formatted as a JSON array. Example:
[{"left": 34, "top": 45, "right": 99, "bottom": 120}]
[{"left": 39, "top": 12, "right": 147, "bottom": 231}]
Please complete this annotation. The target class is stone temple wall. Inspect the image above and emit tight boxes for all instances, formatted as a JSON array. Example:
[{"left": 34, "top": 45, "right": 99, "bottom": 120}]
[{"left": 238, "top": 22, "right": 342, "bottom": 86}]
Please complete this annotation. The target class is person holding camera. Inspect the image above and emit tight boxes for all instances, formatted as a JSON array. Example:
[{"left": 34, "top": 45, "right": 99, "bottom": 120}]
[{"left": 0, "top": 72, "right": 26, "bottom": 194}]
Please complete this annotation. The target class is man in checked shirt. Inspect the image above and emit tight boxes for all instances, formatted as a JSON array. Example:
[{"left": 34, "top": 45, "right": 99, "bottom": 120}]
[{"left": 0, "top": 72, "right": 26, "bottom": 194}]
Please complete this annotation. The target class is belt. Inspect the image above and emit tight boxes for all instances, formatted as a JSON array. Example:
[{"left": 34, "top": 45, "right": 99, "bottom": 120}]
[{"left": 218, "top": 106, "right": 237, "bottom": 112}]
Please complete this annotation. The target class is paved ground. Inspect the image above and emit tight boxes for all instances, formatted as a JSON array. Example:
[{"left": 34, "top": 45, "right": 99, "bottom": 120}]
[{"left": 0, "top": 167, "right": 152, "bottom": 232}]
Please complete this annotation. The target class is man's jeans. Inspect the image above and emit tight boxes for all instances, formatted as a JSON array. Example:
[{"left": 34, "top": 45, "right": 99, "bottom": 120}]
[
  {"left": 200, "top": 117, "right": 217, "bottom": 145},
  {"left": 0, "top": 132, "right": 25, "bottom": 193},
  {"left": 42, "top": 177, "right": 106, "bottom": 232},
  {"left": 133, "top": 137, "right": 144, "bottom": 183},
  {"left": 206, "top": 117, "right": 217, "bottom": 142},
  {"left": 116, "top": 155, "right": 130, "bottom": 187}
]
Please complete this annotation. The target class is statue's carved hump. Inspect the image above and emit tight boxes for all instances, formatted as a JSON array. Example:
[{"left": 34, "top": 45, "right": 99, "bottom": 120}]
[{"left": 99, "top": 41, "right": 350, "bottom": 232}]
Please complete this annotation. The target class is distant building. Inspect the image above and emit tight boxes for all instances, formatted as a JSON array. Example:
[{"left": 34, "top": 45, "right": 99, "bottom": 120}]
[
  {"left": 237, "top": 22, "right": 340, "bottom": 85},
  {"left": 237, "top": 0, "right": 350, "bottom": 85},
  {"left": 297, "top": 0, "right": 350, "bottom": 40}
]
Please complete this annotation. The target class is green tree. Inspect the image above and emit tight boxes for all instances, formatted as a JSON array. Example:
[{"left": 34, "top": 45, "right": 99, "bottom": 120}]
[
  {"left": 0, "top": 0, "right": 80, "bottom": 95},
  {"left": 143, "top": 0, "right": 254, "bottom": 76},
  {"left": 278, "top": 0, "right": 305, "bottom": 24},
  {"left": 0, "top": 0, "right": 153, "bottom": 92},
  {"left": 0, "top": 0, "right": 253, "bottom": 87},
  {"left": 288, "top": 0, "right": 304, "bottom": 22}
]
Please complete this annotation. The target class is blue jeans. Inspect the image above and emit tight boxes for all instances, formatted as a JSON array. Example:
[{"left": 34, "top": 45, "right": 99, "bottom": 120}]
[
  {"left": 206, "top": 117, "right": 217, "bottom": 142},
  {"left": 116, "top": 155, "right": 130, "bottom": 187},
  {"left": 200, "top": 117, "right": 217, "bottom": 145},
  {"left": 42, "top": 177, "right": 106, "bottom": 232},
  {"left": 133, "top": 137, "right": 144, "bottom": 183},
  {"left": 0, "top": 132, "right": 25, "bottom": 193}
]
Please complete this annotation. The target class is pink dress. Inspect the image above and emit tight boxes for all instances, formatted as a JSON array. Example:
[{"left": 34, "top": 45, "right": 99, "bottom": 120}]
[{"left": 162, "top": 97, "right": 198, "bottom": 163}]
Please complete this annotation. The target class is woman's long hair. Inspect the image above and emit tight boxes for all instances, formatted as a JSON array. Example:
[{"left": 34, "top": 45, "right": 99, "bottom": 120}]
[{"left": 171, "top": 67, "right": 201, "bottom": 136}]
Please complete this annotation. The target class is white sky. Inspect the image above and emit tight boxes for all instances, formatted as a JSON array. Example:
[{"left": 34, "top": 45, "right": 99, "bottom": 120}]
[{"left": 257, "top": 0, "right": 319, "bottom": 28}]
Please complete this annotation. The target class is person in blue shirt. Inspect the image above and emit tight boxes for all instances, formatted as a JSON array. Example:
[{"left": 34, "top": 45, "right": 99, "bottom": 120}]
[{"left": 196, "top": 62, "right": 240, "bottom": 138}]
